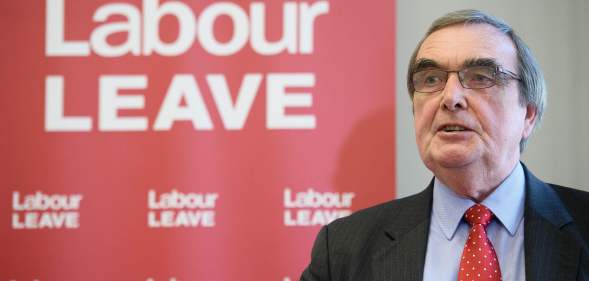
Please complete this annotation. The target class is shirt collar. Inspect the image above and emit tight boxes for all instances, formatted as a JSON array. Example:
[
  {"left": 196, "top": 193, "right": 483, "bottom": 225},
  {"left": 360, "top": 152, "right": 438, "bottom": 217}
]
[{"left": 432, "top": 162, "right": 526, "bottom": 240}]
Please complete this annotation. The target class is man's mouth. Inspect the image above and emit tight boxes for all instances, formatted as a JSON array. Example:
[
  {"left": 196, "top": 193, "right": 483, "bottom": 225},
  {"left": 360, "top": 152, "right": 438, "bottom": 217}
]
[{"left": 440, "top": 125, "right": 469, "bottom": 132}]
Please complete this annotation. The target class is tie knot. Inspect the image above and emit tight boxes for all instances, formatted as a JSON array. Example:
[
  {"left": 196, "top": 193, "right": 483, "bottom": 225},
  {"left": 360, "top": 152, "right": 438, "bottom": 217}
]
[{"left": 464, "top": 204, "right": 493, "bottom": 227}]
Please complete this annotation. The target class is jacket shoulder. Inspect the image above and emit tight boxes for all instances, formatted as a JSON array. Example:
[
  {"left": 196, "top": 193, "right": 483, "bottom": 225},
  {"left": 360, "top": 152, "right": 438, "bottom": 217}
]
[
  {"left": 550, "top": 184, "right": 589, "bottom": 238},
  {"left": 325, "top": 188, "right": 431, "bottom": 251},
  {"left": 551, "top": 184, "right": 589, "bottom": 204},
  {"left": 331, "top": 189, "right": 428, "bottom": 227},
  {"left": 301, "top": 188, "right": 431, "bottom": 280}
]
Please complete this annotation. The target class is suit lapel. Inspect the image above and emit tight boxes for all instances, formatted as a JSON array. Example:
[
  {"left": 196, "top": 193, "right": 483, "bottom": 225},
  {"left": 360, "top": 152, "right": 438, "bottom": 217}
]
[
  {"left": 523, "top": 166, "right": 581, "bottom": 281},
  {"left": 369, "top": 183, "right": 433, "bottom": 281}
]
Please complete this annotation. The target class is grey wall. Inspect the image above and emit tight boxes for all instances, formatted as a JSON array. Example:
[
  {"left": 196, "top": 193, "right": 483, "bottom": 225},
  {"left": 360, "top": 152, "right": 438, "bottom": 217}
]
[{"left": 396, "top": 0, "right": 589, "bottom": 198}]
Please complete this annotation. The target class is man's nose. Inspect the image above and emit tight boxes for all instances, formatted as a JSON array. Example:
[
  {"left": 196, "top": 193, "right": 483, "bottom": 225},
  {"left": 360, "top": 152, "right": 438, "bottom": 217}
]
[{"left": 440, "top": 73, "right": 468, "bottom": 111}]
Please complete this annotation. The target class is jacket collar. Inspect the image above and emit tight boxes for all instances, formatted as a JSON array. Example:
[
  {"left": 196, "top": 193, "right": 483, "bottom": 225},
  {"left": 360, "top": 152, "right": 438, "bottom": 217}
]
[
  {"left": 523, "top": 163, "right": 572, "bottom": 227},
  {"left": 522, "top": 164, "right": 580, "bottom": 281}
]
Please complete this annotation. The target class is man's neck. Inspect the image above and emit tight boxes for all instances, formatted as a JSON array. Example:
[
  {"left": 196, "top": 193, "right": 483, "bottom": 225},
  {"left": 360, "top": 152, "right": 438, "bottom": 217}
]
[{"left": 432, "top": 159, "right": 519, "bottom": 202}]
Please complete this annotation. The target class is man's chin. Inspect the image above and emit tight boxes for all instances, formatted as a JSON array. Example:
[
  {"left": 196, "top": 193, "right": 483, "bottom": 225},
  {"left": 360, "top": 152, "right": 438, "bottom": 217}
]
[{"left": 429, "top": 149, "right": 478, "bottom": 169}]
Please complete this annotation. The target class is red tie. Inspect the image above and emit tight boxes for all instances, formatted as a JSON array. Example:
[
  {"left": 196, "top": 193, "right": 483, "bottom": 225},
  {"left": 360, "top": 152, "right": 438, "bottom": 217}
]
[{"left": 458, "top": 204, "right": 502, "bottom": 281}]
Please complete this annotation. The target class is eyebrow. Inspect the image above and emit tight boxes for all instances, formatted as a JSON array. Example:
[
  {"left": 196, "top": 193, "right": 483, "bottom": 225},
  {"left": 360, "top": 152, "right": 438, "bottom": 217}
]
[
  {"left": 462, "top": 58, "right": 499, "bottom": 68},
  {"left": 413, "top": 57, "right": 501, "bottom": 72},
  {"left": 413, "top": 59, "right": 440, "bottom": 72}
]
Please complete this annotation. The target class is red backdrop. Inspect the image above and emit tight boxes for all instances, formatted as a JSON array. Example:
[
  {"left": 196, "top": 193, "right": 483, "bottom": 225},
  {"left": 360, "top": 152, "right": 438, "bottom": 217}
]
[{"left": 0, "top": 0, "right": 396, "bottom": 280}]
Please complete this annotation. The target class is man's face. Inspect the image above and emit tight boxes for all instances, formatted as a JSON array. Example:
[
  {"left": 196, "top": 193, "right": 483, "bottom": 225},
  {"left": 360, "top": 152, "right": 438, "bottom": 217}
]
[{"left": 412, "top": 24, "right": 536, "bottom": 175}]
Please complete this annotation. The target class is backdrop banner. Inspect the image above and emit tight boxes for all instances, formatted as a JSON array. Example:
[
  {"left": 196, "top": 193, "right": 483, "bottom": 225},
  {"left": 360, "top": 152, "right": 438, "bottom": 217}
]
[{"left": 1, "top": 0, "right": 396, "bottom": 280}]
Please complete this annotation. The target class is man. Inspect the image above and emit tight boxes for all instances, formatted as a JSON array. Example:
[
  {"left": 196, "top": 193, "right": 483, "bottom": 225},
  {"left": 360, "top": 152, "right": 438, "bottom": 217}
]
[{"left": 300, "top": 9, "right": 589, "bottom": 281}]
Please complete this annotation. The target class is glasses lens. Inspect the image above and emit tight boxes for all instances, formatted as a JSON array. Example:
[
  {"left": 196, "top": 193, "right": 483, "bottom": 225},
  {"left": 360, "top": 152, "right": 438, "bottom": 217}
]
[
  {"left": 461, "top": 66, "right": 496, "bottom": 89},
  {"left": 413, "top": 69, "right": 447, "bottom": 93}
]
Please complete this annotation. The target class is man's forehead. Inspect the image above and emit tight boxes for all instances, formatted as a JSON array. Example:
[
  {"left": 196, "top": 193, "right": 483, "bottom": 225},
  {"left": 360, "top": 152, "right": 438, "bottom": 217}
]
[{"left": 415, "top": 23, "right": 517, "bottom": 70}]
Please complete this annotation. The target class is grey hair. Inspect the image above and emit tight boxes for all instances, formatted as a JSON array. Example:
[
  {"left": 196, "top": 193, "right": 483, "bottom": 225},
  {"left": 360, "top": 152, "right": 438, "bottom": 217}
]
[{"left": 407, "top": 9, "right": 546, "bottom": 152}]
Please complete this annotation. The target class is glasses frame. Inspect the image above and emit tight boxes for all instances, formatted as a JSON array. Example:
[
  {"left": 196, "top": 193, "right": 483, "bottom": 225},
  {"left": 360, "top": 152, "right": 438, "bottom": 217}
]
[{"left": 411, "top": 66, "right": 521, "bottom": 94}]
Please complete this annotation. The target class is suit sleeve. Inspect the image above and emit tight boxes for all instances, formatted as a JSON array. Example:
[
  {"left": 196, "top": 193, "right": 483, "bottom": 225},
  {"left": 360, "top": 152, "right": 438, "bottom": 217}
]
[{"left": 300, "top": 226, "right": 331, "bottom": 281}]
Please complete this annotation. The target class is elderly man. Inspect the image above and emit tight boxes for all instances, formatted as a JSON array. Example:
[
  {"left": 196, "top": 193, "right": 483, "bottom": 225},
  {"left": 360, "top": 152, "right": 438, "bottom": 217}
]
[{"left": 300, "top": 9, "right": 589, "bottom": 281}]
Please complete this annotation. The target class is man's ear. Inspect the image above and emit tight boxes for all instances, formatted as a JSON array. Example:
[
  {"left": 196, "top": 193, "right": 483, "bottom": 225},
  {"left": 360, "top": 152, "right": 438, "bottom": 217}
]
[{"left": 522, "top": 104, "right": 537, "bottom": 139}]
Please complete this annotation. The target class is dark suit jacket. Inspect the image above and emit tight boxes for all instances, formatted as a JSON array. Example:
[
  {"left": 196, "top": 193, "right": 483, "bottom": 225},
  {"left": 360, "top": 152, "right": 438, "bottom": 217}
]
[{"left": 300, "top": 165, "right": 589, "bottom": 281}]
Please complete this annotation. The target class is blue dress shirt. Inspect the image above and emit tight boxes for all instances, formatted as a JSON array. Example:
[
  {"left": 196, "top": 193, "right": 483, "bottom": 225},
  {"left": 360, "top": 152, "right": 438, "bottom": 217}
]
[{"left": 422, "top": 162, "right": 526, "bottom": 281}]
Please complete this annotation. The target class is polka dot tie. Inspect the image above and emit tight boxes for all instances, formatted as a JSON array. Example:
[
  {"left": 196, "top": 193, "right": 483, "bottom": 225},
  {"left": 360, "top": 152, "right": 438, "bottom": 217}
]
[{"left": 457, "top": 204, "right": 502, "bottom": 281}]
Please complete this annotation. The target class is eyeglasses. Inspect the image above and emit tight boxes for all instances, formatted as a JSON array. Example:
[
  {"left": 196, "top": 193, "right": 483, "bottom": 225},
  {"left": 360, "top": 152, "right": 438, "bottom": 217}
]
[{"left": 411, "top": 66, "right": 521, "bottom": 93}]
